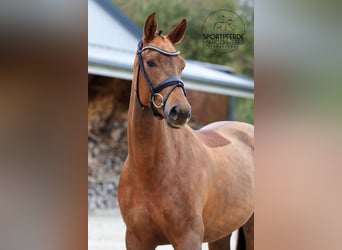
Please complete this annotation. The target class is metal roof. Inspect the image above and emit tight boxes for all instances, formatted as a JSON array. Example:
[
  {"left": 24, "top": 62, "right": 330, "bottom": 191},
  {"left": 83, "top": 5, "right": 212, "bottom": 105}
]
[{"left": 88, "top": 0, "right": 254, "bottom": 99}]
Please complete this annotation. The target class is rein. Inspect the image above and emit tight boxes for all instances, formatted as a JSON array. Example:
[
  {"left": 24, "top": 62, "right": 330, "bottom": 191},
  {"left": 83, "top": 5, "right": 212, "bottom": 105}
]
[{"left": 136, "top": 40, "right": 186, "bottom": 120}]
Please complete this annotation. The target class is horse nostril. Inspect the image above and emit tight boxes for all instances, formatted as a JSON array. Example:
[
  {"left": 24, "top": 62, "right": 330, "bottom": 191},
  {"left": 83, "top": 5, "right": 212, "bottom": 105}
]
[
  {"left": 187, "top": 111, "right": 191, "bottom": 121},
  {"left": 169, "top": 105, "right": 180, "bottom": 121}
]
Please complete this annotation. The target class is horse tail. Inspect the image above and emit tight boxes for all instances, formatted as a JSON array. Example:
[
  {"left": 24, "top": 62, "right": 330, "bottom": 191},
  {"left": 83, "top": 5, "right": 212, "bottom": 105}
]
[{"left": 236, "top": 227, "right": 246, "bottom": 250}]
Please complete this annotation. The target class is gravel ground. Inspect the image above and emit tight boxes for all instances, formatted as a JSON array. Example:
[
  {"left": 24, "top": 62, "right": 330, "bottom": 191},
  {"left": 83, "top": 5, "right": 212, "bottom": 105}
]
[{"left": 89, "top": 209, "right": 238, "bottom": 250}]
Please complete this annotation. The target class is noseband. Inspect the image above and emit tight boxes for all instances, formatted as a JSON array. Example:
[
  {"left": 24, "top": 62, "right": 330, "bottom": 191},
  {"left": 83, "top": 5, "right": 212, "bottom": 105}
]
[{"left": 136, "top": 40, "right": 186, "bottom": 120}]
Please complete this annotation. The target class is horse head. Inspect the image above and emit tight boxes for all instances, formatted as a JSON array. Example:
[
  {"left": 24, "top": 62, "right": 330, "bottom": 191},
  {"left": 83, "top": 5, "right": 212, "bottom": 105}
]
[{"left": 135, "top": 13, "right": 191, "bottom": 128}]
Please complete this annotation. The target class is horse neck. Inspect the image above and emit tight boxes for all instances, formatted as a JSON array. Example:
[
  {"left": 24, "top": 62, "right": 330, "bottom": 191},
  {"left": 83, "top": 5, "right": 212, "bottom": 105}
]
[{"left": 127, "top": 68, "right": 179, "bottom": 172}]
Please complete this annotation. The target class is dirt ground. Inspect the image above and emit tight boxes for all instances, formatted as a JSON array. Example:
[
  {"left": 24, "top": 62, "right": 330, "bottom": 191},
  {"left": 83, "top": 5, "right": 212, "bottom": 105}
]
[{"left": 88, "top": 208, "right": 238, "bottom": 250}]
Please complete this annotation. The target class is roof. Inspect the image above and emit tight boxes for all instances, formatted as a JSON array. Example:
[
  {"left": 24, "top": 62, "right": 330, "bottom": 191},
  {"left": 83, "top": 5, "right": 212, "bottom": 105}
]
[{"left": 88, "top": 0, "right": 254, "bottom": 99}]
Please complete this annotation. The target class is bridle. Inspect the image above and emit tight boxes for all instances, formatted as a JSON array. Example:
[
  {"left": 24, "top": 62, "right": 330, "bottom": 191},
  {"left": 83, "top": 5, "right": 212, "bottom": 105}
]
[{"left": 135, "top": 40, "right": 187, "bottom": 120}]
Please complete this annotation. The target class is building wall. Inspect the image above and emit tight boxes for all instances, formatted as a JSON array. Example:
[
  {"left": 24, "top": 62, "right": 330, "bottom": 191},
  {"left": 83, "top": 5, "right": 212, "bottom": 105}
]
[{"left": 187, "top": 90, "right": 230, "bottom": 125}]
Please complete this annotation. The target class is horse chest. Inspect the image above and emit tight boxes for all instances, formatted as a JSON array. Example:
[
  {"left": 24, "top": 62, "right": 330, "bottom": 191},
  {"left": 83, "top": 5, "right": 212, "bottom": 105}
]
[
  {"left": 124, "top": 180, "right": 195, "bottom": 213},
  {"left": 120, "top": 173, "right": 200, "bottom": 229},
  {"left": 120, "top": 189, "right": 194, "bottom": 244}
]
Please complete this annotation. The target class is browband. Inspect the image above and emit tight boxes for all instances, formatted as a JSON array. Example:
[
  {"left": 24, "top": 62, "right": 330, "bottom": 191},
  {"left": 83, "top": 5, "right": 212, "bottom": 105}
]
[{"left": 139, "top": 44, "right": 180, "bottom": 56}]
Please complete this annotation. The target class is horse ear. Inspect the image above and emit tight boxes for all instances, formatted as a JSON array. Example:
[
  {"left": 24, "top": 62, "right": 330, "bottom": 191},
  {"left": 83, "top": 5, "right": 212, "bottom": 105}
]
[
  {"left": 143, "top": 12, "right": 158, "bottom": 43},
  {"left": 167, "top": 19, "right": 187, "bottom": 45}
]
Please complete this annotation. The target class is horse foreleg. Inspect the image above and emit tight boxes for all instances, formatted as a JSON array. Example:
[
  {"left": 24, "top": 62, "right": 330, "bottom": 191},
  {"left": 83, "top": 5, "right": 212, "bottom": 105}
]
[
  {"left": 208, "top": 234, "right": 231, "bottom": 250},
  {"left": 125, "top": 229, "right": 157, "bottom": 250},
  {"left": 169, "top": 217, "right": 204, "bottom": 250},
  {"left": 171, "top": 230, "right": 203, "bottom": 250}
]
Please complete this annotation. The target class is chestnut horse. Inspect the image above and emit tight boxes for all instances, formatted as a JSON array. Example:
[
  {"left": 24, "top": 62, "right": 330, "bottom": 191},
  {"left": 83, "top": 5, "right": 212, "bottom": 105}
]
[{"left": 118, "top": 13, "right": 254, "bottom": 250}]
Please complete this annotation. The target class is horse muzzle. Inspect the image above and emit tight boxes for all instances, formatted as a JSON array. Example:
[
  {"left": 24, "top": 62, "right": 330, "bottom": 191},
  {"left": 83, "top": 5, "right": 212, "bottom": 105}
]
[{"left": 165, "top": 104, "right": 191, "bottom": 128}]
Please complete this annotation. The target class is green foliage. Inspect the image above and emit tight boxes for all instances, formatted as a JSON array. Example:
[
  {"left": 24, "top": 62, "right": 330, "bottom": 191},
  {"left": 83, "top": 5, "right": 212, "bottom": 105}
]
[
  {"left": 235, "top": 97, "right": 254, "bottom": 124},
  {"left": 111, "top": 0, "right": 254, "bottom": 123}
]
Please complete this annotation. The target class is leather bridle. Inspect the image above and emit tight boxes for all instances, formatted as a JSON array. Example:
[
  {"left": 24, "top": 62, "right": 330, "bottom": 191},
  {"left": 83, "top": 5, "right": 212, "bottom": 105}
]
[{"left": 135, "top": 40, "right": 187, "bottom": 120}]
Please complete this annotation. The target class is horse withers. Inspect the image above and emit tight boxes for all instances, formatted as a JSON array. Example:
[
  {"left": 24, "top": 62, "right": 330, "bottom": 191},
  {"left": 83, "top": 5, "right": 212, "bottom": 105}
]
[{"left": 118, "top": 13, "right": 254, "bottom": 250}]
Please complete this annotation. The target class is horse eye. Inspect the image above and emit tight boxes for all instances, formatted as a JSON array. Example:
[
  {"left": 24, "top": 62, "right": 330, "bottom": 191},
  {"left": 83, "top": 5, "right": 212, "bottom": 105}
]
[{"left": 146, "top": 60, "right": 157, "bottom": 67}]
